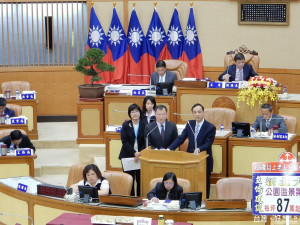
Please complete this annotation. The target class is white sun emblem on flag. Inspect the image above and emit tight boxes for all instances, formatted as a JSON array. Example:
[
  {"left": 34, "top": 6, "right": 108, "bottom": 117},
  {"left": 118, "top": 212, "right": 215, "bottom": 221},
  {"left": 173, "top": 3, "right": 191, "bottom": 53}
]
[
  {"left": 88, "top": 25, "right": 105, "bottom": 47},
  {"left": 168, "top": 26, "right": 183, "bottom": 46},
  {"left": 108, "top": 25, "right": 124, "bottom": 46},
  {"left": 148, "top": 26, "right": 165, "bottom": 47},
  {"left": 128, "top": 27, "right": 143, "bottom": 47},
  {"left": 185, "top": 25, "right": 197, "bottom": 46}
]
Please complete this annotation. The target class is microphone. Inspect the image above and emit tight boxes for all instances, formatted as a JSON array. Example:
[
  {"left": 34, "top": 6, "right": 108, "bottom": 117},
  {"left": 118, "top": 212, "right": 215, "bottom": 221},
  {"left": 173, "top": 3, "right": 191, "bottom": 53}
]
[
  {"left": 226, "top": 54, "right": 230, "bottom": 75},
  {"left": 128, "top": 74, "right": 154, "bottom": 94},
  {"left": 173, "top": 113, "right": 192, "bottom": 116},
  {"left": 0, "top": 212, "right": 33, "bottom": 225},
  {"left": 113, "top": 109, "right": 127, "bottom": 113},
  {"left": 146, "top": 124, "right": 158, "bottom": 150}
]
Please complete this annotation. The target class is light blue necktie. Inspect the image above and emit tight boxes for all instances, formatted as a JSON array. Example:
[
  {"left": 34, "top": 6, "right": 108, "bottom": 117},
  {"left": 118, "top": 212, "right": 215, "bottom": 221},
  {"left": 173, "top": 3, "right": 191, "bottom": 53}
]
[{"left": 195, "top": 124, "right": 200, "bottom": 138}]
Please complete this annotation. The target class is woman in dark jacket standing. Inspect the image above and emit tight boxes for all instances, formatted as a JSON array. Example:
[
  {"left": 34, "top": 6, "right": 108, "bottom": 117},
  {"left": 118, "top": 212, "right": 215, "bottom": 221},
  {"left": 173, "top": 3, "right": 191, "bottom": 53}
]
[
  {"left": 119, "top": 104, "right": 146, "bottom": 196},
  {"left": 147, "top": 172, "right": 183, "bottom": 202}
]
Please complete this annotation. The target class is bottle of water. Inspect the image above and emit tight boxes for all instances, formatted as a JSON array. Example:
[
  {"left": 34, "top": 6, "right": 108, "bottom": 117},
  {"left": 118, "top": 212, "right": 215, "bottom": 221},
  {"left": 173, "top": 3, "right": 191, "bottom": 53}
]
[
  {"left": 5, "top": 115, "right": 9, "bottom": 124},
  {"left": 16, "top": 89, "right": 19, "bottom": 100},
  {"left": 9, "top": 143, "right": 14, "bottom": 154},
  {"left": 251, "top": 126, "right": 256, "bottom": 138},
  {"left": 220, "top": 124, "right": 224, "bottom": 135},
  {"left": 282, "top": 86, "right": 288, "bottom": 99}
]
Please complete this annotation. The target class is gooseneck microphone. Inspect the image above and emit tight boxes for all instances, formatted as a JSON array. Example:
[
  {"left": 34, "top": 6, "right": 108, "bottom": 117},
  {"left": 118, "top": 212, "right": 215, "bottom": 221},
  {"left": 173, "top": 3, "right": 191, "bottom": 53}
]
[
  {"left": 0, "top": 212, "right": 33, "bottom": 225},
  {"left": 146, "top": 124, "right": 158, "bottom": 150},
  {"left": 128, "top": 74, "right": 153, "bottom": 94}
]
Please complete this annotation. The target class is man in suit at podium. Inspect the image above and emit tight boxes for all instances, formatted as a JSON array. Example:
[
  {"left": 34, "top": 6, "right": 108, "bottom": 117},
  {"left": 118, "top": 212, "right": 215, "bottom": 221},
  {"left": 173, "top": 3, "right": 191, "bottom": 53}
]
[
  {"left": 144, "top": 105, "right": 178, "bottom": 149},
  {"left": 168, "top": 103, "right": 216, "bottom": 198},
  {"left": 150, "top": 60, "right": 177, "bottom": 86},
  {"left": 252, "top": 103, "right": 288, "bottom": 134},
  {"left": 218, "top": 53, "right": 257, "bottom": 82}
]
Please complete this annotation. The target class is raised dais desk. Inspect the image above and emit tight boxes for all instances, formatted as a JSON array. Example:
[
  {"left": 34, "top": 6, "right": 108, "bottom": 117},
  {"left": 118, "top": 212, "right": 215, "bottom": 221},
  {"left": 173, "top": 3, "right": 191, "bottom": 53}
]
[{"left": 0, "top": 155, "right": 35, "bottom": 178}]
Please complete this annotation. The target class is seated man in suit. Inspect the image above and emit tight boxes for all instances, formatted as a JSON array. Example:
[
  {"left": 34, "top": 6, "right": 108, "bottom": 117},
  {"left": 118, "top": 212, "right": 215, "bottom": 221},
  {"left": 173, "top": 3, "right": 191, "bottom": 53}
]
[
  {"left": 218, "top": 53, "right": 257, "bottom": 82},
  {"left": 151, "top": 60, "right": 177, "bottom": 86},
  {"left": 252, "top": 103, "right": 288, "bottom": 134},
  {"left": 0, "top": 97, "right": 16, "bottom": 117},
  {"left": 144, "top": 105, "right": 178, "bottom": 149},
  {"left": 168, "top": 103, "right": 216, "bottom": 198},
  {"left": 0, "top": 130, "right": 36, "bottom": 152}
]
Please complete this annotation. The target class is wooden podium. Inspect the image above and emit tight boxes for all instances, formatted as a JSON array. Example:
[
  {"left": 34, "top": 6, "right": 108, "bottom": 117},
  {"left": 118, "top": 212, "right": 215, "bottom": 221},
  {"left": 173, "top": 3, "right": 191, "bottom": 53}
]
[{"left": 139, "top": 150, "right": 208, "bottom": 199}]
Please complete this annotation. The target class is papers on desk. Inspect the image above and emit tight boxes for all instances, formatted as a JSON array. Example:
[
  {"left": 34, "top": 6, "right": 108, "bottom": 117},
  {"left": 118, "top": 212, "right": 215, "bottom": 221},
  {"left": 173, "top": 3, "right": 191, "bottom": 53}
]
[
  {"left": 121, "top": 158, "right": 140, "bottom": 171},
  {"left": 141, "top": 200, "right": 180, "bottom": 211}
]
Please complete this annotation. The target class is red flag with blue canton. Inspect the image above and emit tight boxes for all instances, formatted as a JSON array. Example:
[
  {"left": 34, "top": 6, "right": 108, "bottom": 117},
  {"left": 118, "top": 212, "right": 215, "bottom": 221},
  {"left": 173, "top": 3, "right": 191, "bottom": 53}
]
[
  {"left": 166, "top": 8, "right": 184, "bottom": 60},
  {"left": 127, "top": 8, "right": 151, "bottom": 84},
  {"left": 107, "top": 8, "right": 128, "bottom": 84},
  {"left": 85, "top": 7, "right": 111, "bottom": 83},
  {"left": 146, "top": 8, "right": 168, "bottom": 70},
  {"left": 183, "top": 7, "right": 203, "bottom": 78}
]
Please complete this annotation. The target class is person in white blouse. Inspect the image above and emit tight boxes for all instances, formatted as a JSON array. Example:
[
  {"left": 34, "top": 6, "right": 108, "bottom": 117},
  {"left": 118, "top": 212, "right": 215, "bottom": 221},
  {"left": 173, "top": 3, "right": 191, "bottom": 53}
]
[{"left": 142, "top": 96, "right": 156, "bottom": 124}]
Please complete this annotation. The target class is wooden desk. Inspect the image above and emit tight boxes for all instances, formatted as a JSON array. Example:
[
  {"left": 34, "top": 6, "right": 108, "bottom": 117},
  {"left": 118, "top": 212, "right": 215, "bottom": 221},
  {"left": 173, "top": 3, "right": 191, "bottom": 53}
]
[
  {"left": 104, "top": 94, "right": 177, "bottom": 126},
  {"left": 77, "top": 101, "right": 104, "bottom": 144},
  {"left": 228, "top": 135, "right": 298, "bottom": 178},
  {"left": 0, "top": 180, "right": 262, "bottom": 225},
  {"left": 7, "top": 99, "right": 38, "bottom": 139},
  {"left": 0, "top": 156, "right": 35, "bottom": 178},
  {"left": 0, "top": 124, "right": 29, "bottom": 135}
]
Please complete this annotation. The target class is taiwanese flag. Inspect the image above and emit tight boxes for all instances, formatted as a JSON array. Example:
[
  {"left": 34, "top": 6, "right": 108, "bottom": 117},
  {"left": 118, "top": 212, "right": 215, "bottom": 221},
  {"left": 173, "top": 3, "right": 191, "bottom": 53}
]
[
  {"left": 182, "top": 7, "right": 203, "bottom": 78},
  {"left": 127, "top": 8, "right": 151, "bottom": 84},
  {"left": 166, "top": 8, "right": 183, "bottom": 60},
  {"left": 146, "top": 8, "right": 168, "bottom": 70},
  {"left": 85, "top": 7, "right": 111, "bottom": 84},
  {"left": 107, "top": 8, "right": 128, "bottom": 84}
]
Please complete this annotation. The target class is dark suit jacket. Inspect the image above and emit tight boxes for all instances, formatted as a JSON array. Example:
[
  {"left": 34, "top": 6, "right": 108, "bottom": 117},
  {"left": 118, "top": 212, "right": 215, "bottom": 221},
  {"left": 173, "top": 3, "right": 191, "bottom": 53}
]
[
  {"left": 142, "top": 115, "right": 156, "bottom": 124},
  {"left": 5, "top": 108, "right": 16, "bottom": 117},
  {"left": 252, "top": 114, "right": 288, "bottom": 133},
  {"left": 151, "top": 70, "right": 177, "bottom": 86},
  {"left": 218, "top": 64, "right": 257, "bottom": 81},
  {"left": 0, "top": 134, "right": 36, "bottom": 152},
  {"left": 147, "top": 182, "right": 183, "bottom": 200},
  {"left": 168, "top": 120, "right": 216, "bottom": 173},
  {"left": 119, "top": 120, "right": 146, "bottom": 160},
  {"left": 144, "top": 121, "right": 178, "bottom": 149}
]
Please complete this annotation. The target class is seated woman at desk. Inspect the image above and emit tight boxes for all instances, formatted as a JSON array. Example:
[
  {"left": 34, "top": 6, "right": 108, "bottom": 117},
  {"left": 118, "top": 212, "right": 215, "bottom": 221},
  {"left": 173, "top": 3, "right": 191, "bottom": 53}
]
[
  {"left": 71, "top": 164, "right": 110, "bottom": 196},
  {"left": 147, "top": 172, "right": 183, "bottom": 202},
  {"left": 142, "top": 96, "right": 156, "bottom": 124}
]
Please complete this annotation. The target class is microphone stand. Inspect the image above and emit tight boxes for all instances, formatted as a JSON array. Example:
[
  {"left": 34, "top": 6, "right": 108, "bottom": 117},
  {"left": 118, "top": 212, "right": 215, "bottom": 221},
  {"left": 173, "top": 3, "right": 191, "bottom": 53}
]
[
  {"left": 187, "top": 120, "right": 197, "bottom": 151},
  {"left": 127, "top": 74, "right": 153, "bottom": 95},
  {"left": 0, "top": 212, "right": 33, "bottom": 225},
  {"left": 146, "top": 125, "right": 158, "bottom": 150}
]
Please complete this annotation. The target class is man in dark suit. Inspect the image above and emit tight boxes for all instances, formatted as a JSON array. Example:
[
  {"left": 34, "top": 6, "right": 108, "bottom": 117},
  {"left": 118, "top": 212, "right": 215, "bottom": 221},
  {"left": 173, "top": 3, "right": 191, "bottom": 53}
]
[
  {"left": 252, "top": 103, "right": 288, "bottom": 134},
  {"left": 168, "top": 103, "right": 216, "bottom": 198},
  {"left": 144, "top": 105, "right": 178, "bottom": 149},
  {"left": 218, "top": 53, "right": 257, "bottom": 82},
  {"left": 151, "top": 60, "right": 177, "bottom": 86},
  {"left": 0, "top": 130, "right": 36, "bottom": 152},
  {"left": 0, "top": 97, "right": 16, "bottom": 117}
]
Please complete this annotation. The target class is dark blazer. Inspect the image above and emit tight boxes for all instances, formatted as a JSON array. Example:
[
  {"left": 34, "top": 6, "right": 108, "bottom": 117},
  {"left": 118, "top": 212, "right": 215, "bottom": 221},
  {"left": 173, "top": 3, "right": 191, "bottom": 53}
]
[
  {"left": 0, "top": 134, "right": 36, "bottom": 152},
  {"left": 168, "top": 120, "right": 216, "bottom": 173},
  {"left": 119, "top": 120, "right": 146, "bottom": 160},
  {"left": 5, "top": 108, "right": 16, "bottom": 117},
  {"left": 147, "top": 182, "right": 183, "bottom": 200},
  {"left": 144, "top": 121, "right": 178, "bottom": 149},
  {"left": 151, "top": 70, "right": 177, "bottom": 86},
  {"left": 218, "top": 64, "right": 257, "bottom": 82},
  {"left": 142, "top": 115, "right": 156, "bottom": 124},
  {"left": 252, "top": 114, "right": 288, "bottom": 133}
]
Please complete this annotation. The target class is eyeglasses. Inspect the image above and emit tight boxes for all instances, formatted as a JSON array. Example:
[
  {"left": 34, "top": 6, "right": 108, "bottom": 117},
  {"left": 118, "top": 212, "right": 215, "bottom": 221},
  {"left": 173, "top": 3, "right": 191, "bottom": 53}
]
[{"left": 164, "top": 182, "right": 174, "bottom": 186}]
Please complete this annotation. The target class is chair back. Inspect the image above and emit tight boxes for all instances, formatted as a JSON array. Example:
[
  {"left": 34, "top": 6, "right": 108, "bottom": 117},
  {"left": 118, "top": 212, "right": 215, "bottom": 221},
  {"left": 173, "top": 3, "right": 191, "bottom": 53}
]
[
  {"left": 149, "top": 177, "right": 191, "bottom": 193},
  {"left": 67, "top": 164, "right": 86, "bottom": 187},
  {"left": 216, "top": 177, "right": 252, "bottom": 201},
  {"left": 6, "top": 104, "right": 22, "bottom": 117},
  {"left": 1, "top": 81, "right": 30, "bottom": 94},
  {"left": 280, "top": 115, "right": 297, "bottom": 134},
  {"left": 204, "top": 107, "right": 236, "bottom": 130},
  {"left": 102, "top": 171, "right": 133, "bottom": 196},
  {"left": 224, "top": 46, "right": 260, "bottom": 73},
  {"left": 0, "top": 129, "right": 27, "bottom": 139},
  {"left": 155, "top": 60, "right": 188, "bottom": 80}
]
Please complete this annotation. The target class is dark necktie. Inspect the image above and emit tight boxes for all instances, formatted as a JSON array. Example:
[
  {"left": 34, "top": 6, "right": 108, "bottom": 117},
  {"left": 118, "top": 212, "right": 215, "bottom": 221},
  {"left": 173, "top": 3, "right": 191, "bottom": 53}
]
[{"left": 161, "top": 124, "right": 165, "bottom": 139}]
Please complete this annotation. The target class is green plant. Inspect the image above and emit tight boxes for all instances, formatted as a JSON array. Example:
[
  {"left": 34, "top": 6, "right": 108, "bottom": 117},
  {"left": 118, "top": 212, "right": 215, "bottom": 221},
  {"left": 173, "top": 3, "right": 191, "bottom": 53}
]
[{"left": 74, "top": 48, "right": 115, "bottom": 85}]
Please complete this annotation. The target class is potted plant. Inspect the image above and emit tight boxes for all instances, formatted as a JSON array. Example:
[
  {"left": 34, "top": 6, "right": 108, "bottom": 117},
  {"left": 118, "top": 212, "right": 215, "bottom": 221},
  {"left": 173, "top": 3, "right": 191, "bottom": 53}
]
[{"left": 75, "top": 48, "right": 115, "bottom": 98}]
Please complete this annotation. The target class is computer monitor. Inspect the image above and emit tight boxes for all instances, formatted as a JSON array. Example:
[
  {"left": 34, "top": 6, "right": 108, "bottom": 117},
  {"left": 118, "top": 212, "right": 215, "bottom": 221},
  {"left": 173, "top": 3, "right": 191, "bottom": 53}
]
[
  {"left": 179, "top": 192, "right": 202, "bottom": 210},
  {"left": 156, "top": 82, "right": 174, "bottom": 96},
  {"left": 232, "top": 122, "right": 250, "bottom": 138},
  {"left": 78, "top": 185, "right": 99, "bottom": 203}
]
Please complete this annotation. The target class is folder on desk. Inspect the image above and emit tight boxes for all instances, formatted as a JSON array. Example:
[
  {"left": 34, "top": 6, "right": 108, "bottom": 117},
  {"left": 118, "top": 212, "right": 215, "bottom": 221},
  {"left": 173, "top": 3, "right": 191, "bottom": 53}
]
[{"left": 121, "top": 158, "right": 140, "bottom": 171}]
